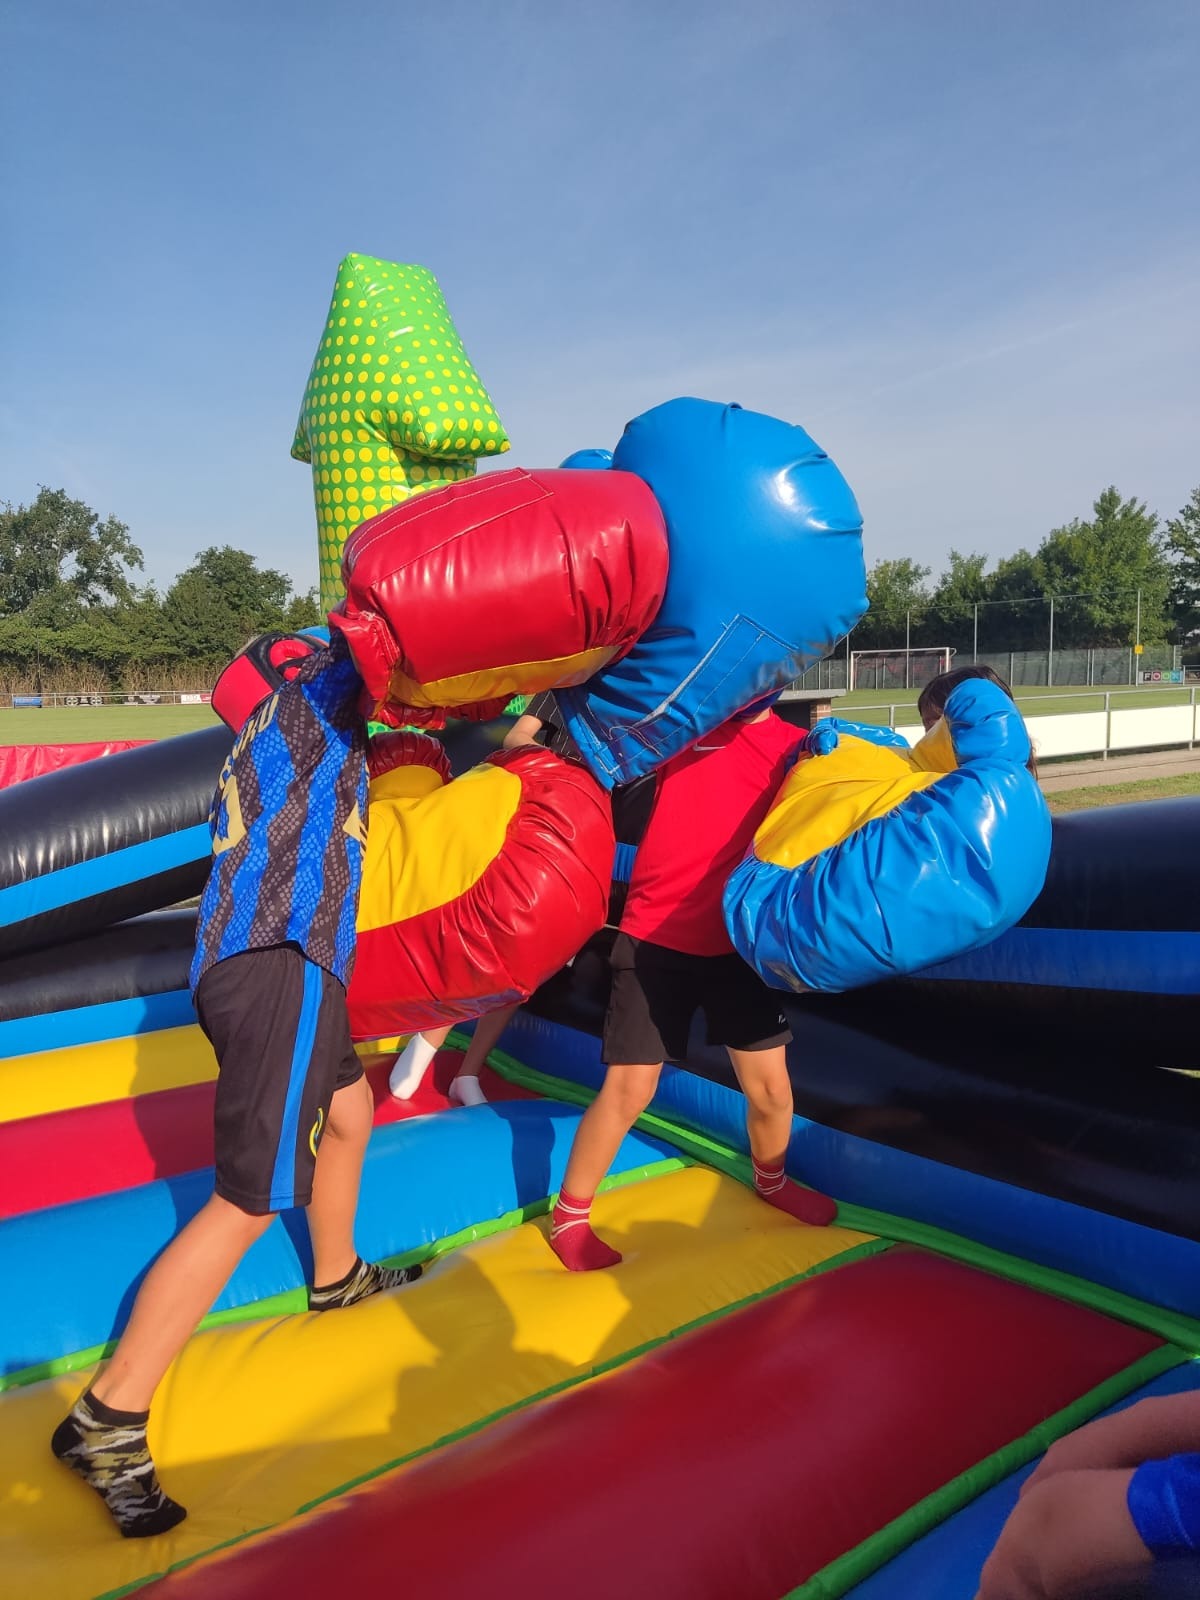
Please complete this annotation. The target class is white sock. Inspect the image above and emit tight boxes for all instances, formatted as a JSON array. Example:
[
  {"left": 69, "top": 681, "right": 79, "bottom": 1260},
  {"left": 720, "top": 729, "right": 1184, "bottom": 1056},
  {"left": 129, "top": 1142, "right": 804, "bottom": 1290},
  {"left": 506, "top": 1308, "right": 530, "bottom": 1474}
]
[
  {"left": 388, "top": 1033, "right": 438, "bottom": 1100},
  {"left": 449, "top": 1073, "right": 487, "bottom": 1107}
]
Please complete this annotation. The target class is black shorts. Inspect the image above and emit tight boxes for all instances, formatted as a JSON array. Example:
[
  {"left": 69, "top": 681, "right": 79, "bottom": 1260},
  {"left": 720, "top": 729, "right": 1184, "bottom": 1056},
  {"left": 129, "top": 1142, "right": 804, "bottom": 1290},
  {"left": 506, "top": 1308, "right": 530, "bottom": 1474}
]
[
  {"left": 195, "top": 945, "right": 364, "bottom": 1215},
  {"left": 601, "top": 932, "right": 792, "bottom": 1065}
]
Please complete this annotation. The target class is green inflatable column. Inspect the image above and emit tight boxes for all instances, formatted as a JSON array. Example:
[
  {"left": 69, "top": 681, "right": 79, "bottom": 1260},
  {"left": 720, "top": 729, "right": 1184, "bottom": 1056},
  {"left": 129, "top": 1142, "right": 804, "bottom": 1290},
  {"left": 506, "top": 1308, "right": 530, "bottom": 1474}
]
[{"left": 292, "top": 254, "right": 511, "bottom": 612}]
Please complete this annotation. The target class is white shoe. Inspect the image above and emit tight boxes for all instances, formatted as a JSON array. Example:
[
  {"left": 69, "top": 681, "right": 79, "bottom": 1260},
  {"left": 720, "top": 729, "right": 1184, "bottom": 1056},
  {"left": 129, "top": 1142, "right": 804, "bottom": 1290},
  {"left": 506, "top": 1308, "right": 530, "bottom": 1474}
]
[
  {"left": 448, "top": 1073, "right": 487, "bottom": 1107},
  {"left": 388, "top": 1034, "right": 437, "bottom": 1100}
]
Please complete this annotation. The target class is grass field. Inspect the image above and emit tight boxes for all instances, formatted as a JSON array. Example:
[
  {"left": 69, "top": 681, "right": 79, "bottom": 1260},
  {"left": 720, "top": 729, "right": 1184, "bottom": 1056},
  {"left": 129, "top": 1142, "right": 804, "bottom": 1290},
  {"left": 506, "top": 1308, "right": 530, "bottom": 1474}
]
[
  {"left": 1045, "top": 773, "right": 1200, "bottom": 813},
  {"left": 832, "top": 683, "right": 1196, "bottom": 725},
  {"left": 1, "top": 683, "right": 1193, "bottom": 745},
  {"left": 0, "top": 704, "right": 220, "bottom": 744}
]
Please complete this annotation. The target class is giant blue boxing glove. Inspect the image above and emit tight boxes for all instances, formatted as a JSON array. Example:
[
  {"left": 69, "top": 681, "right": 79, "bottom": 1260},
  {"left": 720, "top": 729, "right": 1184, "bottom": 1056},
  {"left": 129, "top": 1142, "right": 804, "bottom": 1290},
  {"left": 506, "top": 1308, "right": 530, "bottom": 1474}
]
[
  {"left": 724, "top": 679, "right": 1052, "bottom": 993},
  {"left": 556, "top": 398, "right": 867, "bottom": 787}
]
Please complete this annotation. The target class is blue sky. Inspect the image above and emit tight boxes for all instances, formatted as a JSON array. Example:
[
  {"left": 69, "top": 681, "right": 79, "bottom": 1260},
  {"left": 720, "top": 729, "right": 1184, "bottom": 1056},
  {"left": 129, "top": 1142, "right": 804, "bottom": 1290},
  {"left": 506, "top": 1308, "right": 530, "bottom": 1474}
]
[{"left": 2, "top": 0, "right": 1197, "bottom": 598}]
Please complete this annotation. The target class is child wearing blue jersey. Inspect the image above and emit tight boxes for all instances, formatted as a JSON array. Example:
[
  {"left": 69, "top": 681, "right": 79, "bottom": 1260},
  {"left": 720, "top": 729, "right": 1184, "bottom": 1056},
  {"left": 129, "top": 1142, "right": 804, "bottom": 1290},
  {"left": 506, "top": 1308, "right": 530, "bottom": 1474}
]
[{"left": 52, "top": 636, "right": 421, "bottom": 1539}]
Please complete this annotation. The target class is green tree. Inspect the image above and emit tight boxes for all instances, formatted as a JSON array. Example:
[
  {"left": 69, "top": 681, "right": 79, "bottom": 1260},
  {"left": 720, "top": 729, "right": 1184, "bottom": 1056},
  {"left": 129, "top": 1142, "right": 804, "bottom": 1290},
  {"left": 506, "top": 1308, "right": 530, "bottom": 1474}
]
[
  {"left": 162, "top": 546, "right": 296, "bottom": 660},
  {"left": 855, "top": 557, "right": 931, "bottom": 648},
  {"left": 984, "top": 549, "right": 1049, "bottom": 651},
  {"left": 928, "top": 551, "right": 992, "bottom": 654},
  {"left": 0, "top": 487, "right": 143, "bottom": 615},
  {"left": 1165, "top": 487, "right": 1200, "bottom": 643},
  {"left": 1035, "top": 488, "right": 1170, "bottom": 647},
  {"left": 284, "top": 587, "right": 322, "bottom": 630}
]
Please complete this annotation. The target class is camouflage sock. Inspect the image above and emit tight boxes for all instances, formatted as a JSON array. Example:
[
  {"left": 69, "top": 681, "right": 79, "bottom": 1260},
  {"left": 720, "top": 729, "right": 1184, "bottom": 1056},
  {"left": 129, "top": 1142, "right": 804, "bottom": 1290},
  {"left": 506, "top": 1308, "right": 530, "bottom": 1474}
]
[
  {"left": 51, "top": 1389, "right": 186, "bottom": 1538},
  {"left": 308, "top": 1255, "right": 422, "bottom": 1311}
]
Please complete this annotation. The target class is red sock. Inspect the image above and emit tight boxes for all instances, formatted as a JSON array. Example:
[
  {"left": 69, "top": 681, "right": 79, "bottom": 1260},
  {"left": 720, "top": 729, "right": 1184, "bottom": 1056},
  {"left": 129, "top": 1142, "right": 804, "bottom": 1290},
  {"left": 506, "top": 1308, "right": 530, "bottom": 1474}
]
[
  {"left": 549, "top": 1188, "right": 623, "bottom": 1271},
  {"left": 753, "top": 1159, "right": 837, "bottom": 1227}
]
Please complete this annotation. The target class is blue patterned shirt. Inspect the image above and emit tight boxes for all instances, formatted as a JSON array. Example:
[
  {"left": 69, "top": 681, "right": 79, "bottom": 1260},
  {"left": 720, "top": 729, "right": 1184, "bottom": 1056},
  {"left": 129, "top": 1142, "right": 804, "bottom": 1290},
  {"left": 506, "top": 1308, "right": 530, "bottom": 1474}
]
[{"left": 190, "top": 639, "right": 368, "bottom": 991}]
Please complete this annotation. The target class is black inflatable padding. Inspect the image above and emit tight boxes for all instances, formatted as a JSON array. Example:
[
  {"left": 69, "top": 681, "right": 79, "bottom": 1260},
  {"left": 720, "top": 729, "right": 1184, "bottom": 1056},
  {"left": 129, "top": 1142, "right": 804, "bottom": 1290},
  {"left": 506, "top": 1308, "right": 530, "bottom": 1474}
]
[
  {"left": 1022, "top": 796, "right": 1200, "bottom": 932},
  {"left": 0, "top": 726, "right": 230, "bottom": 959},
  {"left": 0, "top": 910, "right": 197, "bottom": 1022},
  {"left": 524, "top": 929, "right": 1200, "bottom": 1243}
]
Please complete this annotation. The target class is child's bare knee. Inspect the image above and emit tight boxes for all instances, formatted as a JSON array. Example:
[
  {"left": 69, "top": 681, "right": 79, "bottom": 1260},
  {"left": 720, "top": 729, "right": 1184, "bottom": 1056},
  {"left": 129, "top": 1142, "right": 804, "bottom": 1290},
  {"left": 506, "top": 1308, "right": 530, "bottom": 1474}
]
[
  {"left": 751, "top": 1077, "right": 793, "bottom": 1116},
  {"left": 605, "top": 1069, "right": 659, "bottom": 1121}
]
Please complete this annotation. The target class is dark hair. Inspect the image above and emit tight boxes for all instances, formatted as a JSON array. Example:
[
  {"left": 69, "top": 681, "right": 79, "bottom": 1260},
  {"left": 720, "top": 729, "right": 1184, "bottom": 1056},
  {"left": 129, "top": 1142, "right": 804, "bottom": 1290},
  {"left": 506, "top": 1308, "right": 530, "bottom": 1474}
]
[{"left": 917, "top": 664, "right": 1038, "bottom": 777}]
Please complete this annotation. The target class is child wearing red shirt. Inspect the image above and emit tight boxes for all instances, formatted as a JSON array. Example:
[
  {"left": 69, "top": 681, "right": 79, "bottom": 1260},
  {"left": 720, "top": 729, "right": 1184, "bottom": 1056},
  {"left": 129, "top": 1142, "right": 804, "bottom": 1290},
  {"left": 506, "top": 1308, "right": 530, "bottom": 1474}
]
[{"left": 549, "top": 694, "right": 837, "bottom": 1271}]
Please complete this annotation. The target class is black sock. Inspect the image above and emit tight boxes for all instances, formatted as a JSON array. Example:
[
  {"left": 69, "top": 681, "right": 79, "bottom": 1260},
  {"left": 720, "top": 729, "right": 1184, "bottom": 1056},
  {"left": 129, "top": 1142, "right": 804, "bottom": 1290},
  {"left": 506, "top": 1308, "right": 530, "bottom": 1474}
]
[
  {"left": 51, "top": 1388, "right": 187, "bottom": 1539},
  {"left": 308, "top": 1256, "right": 422, "bottom": 1311}
]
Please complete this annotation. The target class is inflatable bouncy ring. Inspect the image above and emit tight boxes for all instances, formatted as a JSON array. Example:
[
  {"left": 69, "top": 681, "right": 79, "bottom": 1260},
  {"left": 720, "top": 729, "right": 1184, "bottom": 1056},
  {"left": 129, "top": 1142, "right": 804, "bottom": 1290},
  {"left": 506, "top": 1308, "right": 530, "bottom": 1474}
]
[
  {"left": 6, "top": 258, "right": 1198, "bottom": 1592},
  {"left": 291, "top": 255, "right": 511, "bottom": 610},
  {"left": 2, "top": 706, "right": 1200, "bottom": 1598}
]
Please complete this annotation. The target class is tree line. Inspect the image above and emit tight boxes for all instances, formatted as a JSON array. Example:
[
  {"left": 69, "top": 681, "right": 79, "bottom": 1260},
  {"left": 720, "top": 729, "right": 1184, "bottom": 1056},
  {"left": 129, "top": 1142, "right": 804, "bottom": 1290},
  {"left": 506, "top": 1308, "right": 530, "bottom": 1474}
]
[
  {"left": 3, "top": 481, "right": 1199, "bottom": 694},
  {"left": 856, "top": 485, "right": 1200, "bottom": 654},
  {"left": 0, "top": 489, "right": 320, "bottom": 694}
]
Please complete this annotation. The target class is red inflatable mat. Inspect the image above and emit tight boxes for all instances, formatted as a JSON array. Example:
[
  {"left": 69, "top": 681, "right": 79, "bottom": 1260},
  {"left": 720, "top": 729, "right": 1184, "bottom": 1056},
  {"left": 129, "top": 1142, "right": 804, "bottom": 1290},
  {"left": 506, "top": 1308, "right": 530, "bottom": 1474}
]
[
  {"left": 137, "top": 1245, "right": 1164, "bottom": 1600},
  {"left": 0, "top": 741, "right": 150, "bottom": 787},
  {"left": 0, "top": 1052, "right": 532, "bottom": 1218}
]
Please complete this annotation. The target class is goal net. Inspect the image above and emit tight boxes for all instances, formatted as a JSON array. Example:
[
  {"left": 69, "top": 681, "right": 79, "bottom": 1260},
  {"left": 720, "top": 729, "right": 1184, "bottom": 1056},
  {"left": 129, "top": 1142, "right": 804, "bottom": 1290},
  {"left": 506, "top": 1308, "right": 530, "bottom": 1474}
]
[{"left": 849, "top": 647, "right": 954, "bottom": 693}]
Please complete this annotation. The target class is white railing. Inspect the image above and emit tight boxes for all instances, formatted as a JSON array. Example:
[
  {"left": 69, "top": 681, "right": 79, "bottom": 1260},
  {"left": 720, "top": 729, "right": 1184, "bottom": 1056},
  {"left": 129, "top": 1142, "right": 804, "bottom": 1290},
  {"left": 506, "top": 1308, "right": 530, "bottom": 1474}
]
[{"left": 851, "top": 687, "right": 1199, "bottom": 762}]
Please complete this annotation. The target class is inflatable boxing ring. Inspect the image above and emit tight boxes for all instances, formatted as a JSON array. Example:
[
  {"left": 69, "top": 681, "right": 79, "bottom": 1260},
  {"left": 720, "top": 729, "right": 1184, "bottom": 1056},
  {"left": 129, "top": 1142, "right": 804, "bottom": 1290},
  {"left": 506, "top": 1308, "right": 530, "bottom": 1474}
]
[{"left": 1, "top": 713, "right": 1198, "bottom": 1599}]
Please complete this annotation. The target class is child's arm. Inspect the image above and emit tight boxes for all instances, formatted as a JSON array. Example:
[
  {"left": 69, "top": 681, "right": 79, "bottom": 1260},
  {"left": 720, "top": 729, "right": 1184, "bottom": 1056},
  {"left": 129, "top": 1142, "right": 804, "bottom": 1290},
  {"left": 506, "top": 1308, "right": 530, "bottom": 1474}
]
[
  {"left": 1021, "top": 1393, "right": 1200, "bottom": 1495},
  {"left": 977, "top": 1467, "right": 1151, "bottom": 1599}
]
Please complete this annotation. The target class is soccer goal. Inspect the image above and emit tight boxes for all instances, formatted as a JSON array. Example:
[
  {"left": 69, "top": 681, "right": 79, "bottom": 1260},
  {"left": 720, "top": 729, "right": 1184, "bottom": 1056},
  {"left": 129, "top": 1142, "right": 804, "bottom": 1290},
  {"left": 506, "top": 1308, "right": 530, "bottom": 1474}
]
[{"left": 849, "top": 647, "right": 954, "bottom": 693}]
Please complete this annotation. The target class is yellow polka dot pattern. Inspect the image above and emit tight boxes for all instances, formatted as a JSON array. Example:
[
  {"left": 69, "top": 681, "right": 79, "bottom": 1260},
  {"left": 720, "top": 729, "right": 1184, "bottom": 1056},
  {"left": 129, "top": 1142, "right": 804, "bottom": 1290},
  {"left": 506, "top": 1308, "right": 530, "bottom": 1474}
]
[{"left": 291, "top": 254, "right": 511, "bottom": 612}]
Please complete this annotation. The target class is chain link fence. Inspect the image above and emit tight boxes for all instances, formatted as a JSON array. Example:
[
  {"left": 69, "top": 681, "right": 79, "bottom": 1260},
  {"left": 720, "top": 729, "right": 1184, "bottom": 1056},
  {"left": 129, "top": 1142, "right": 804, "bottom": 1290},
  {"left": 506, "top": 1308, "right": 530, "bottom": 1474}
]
[{"left": 793, "top": 643, "right": 1185, "bottom": 694}]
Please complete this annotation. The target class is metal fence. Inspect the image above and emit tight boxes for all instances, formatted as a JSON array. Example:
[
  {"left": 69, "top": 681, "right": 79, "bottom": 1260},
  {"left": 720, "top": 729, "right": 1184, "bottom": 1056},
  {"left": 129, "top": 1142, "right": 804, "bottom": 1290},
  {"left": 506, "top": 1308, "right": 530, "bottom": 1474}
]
[
  {"left": 792, "top": 643, "right": 1186, "bottom": 694},
  {"left": 3, "top": 690, "right": 213, "bottom": 709}
]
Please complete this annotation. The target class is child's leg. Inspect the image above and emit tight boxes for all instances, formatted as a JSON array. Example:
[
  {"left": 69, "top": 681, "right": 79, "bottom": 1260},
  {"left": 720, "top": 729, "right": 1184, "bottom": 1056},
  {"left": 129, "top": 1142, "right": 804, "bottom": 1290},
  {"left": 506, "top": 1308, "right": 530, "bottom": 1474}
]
[
  {"left": 550, "top": 936, "right": 688, "bottom": 1270},
  {"left": 449, "top": 1002, "right": 520, "bottom": 1106},
  {"left": 551, "top": 1061, "right": 663, "bottom": 1270},
  {"left": 388, "top": 1024, "right": 452, "bottom": 1100},
  {"left": 307, "top": 1072, "right": 373, "bottom": 1286},
  {"left": 728, "top": 1045, "right": 836, "bottom": 1226},
  {"left": 53, "top": 1192, "right": 270, "bottom": 1536},
  {"left": 92, "top": 1196, "right": 272, "bottom": 1412},
  {"left": 308, "top": 1061, "right": 422, "bottom": 1310}
]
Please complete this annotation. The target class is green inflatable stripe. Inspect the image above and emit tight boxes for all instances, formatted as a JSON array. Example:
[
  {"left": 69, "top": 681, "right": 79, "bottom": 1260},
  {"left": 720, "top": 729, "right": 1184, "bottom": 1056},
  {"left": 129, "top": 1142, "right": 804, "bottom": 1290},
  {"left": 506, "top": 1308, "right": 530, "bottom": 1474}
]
[
  {"left": 485, "top": 1049, "right": 1200, "bottom": 1352},
  {"left": 0, "top": 1154, "right": 684, "bottom": 1395},
  {"left": 95, "top": 1205, "right": 885, "bottom": 1599},
  {"left": 786, "top": 1347, "right": 1194, "bottom": 1599}
]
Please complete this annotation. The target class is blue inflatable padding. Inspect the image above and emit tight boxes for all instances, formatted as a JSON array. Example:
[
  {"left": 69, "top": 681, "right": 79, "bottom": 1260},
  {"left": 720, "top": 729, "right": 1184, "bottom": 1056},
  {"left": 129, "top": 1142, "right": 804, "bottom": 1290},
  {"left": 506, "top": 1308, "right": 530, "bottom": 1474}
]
[
  {"left": 813, "top": 715, "right": 913, "bottom": 751},
  {"left": 0, "top": 823, "right": 211, "bottom": 925},
  {"left": 842, "top": 1362, "right": 1200, "bottom": 1599},
  {"left": 559, "top": 448, "right": 613, "bottom": 470},
  {"left": 725, "top": 681, "right": 1052, "bottom": 993},
  {"left": 0, "top": 990, "right": 195, "bottom": 1060},
  {"left": 557, "top": 398, "right": 867, "bottom": 788},
  {"left": 914, "top": 926, "right": 1200, "bottom": 996},
  {"left": 0, "top": 1100, "right": 674, "bottom": 1378},
  {"left": 502, "top": 1011, "right": 1200, "bottom": 1316}
]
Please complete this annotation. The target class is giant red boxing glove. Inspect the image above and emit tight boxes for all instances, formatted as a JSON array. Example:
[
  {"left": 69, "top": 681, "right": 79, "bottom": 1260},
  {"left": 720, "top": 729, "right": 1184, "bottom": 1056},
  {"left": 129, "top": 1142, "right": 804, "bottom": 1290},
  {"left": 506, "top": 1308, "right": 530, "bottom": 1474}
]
[
  {"left": 347, "top": 743, "right": 615, "bottom": 1038},
  {"left": 367, "top": 729, "right": 451, "bottom": 784},
  {"left": 331, "top": 467, "right": 668, "bottom": 717}
]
